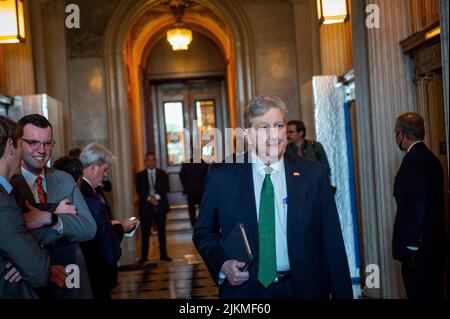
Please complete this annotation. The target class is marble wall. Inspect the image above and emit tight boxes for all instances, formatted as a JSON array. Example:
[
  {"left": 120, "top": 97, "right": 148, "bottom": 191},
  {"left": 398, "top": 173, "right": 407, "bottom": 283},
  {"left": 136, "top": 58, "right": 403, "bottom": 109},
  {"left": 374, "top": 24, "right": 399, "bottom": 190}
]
[
  {"left": 64, "top": 0, "right": 120, "bottom": 149},
  {"left": 240, "top": 0, "right": 300, "bottom": 120},
  {"left": 68, "top": 58, "right": 109, "bottom": 148}
]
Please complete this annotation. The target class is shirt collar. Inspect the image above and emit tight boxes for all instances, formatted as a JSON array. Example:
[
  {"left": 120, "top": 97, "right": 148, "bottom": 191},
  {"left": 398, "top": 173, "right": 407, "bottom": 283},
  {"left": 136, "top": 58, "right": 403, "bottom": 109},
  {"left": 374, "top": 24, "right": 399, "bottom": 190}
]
[
  {"left": 82, "top": 176, "right": 93, "bottom": 188},
  {"left": 0, "top": 175, "right": 13, "bottom": 194},
  {"left": 407, "top": 140, "right": 423, "bottom": 153},
  {"left": 250, "top": 151, "right": 284, "bottom": 175},
  {"left": 22, "top": 167, "right": 45, "bottom": 185},
  {"left": 147, "top": 168, "right": 156, "bottom": 174}
]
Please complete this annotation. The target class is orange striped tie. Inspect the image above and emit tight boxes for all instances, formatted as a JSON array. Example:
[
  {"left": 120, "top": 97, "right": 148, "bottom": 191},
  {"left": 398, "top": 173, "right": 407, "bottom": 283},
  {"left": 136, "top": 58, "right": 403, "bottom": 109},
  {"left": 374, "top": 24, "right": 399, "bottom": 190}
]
[
  {"left": 50, "top": 265, "right": 67, "bottom": 288},
  {"left": 35, "top": 176, "right": 47, "bottom": 203}
]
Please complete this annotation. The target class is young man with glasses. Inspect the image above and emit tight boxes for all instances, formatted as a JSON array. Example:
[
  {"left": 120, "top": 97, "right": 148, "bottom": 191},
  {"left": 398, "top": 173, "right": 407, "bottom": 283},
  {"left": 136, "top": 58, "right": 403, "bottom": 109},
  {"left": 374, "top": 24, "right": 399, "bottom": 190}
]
[{"left": 11, "top": 114, "right": 96, "bottom": 299}]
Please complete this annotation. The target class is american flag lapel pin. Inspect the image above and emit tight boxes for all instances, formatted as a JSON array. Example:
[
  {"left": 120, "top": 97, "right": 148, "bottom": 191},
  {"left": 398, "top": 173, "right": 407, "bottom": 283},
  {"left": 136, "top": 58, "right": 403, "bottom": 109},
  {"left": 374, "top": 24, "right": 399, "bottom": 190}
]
[{"left": 293, "top": 171, "right": 300, "bottom": 176}]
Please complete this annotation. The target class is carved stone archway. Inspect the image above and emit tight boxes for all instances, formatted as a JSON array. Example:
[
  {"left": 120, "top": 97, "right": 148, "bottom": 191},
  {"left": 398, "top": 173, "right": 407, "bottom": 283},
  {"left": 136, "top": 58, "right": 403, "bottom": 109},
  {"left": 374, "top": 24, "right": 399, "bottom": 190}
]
[{"left": 104, "top": 0, "right": 254, "bottom": 264}]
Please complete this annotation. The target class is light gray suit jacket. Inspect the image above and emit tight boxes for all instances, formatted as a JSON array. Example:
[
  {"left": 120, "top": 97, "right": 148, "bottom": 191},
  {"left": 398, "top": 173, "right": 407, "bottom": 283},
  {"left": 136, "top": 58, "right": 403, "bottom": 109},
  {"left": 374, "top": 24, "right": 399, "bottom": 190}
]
[
  {"left": 0, "top": 185, "right": 50, "bottom": 299},
  {"left": 11, "top": 168, "right": 97, "bottom": 245}
]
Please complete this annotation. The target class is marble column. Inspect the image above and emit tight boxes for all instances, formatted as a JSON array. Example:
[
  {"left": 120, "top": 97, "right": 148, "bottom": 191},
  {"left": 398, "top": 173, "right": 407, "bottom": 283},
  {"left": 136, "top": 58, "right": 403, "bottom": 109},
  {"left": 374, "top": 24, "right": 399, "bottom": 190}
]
[
  {"left": 353, "top": 0, "right": 417, "bottom": 298},
  {"left": 440, "top": 0, "right": 450, "bottom": 167},
  {"left": 350, "top": 0, "right": 381, "bottom": 299}
]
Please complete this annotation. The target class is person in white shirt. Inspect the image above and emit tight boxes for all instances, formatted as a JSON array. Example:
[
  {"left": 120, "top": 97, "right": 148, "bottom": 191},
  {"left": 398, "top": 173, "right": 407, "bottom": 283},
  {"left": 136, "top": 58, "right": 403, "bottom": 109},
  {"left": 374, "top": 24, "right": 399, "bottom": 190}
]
[
  {"left": 193, "top": 96, "right": 352, "bottom": 299},
  {"left": 136, "top": 152, "right": 171, "bottom": 263}
]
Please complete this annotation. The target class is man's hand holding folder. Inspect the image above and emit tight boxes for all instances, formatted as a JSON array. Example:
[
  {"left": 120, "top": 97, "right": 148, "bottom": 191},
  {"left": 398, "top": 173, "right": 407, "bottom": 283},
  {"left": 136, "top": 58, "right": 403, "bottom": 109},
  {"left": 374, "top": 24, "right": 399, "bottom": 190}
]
[{"left": 221, "top": 223, "right": 253, "bottom": 286}]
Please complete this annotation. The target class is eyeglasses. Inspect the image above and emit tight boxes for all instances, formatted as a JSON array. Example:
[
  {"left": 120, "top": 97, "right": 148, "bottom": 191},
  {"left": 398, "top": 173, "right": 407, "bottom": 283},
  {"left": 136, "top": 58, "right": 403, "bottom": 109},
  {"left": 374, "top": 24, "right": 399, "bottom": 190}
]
[{"left": 22, "top": 138, "right": 56, "bottom": 150}]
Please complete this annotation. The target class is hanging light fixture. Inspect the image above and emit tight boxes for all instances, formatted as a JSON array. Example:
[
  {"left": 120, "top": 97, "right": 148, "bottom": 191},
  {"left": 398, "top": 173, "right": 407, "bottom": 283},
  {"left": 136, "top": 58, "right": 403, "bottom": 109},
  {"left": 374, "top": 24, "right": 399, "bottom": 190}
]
[
  {"left": 166, "top": 2, "right": 192, "bottom": 51},
  {"left": 167, "top": 27, "right": 192, "bottom": 51},
  {"left": 0, "top": 0, "right": 25, "bottom": 44},
  {"left": 317, "top": 0, "right": 349, "bottom": 25}
]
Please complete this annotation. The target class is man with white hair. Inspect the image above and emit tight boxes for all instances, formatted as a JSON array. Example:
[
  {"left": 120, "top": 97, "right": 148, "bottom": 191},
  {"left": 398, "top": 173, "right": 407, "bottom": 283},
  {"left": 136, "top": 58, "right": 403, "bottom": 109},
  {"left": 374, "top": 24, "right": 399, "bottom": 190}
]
[
  {"left": 79, "top": 143, "right": 137, "bottom": 298},
  {"left": 193, "top": 96, "right": 352, "bottom": 299}
]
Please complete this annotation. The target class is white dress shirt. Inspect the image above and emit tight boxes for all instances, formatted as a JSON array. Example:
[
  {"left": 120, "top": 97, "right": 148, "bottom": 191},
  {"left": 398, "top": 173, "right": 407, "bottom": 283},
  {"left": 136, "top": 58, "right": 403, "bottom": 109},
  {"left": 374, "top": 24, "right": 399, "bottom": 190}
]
[
  {"left": 251, "top": 152, "right": 290, "bottom": 272},
  {"left": 146, "top": 169, "right": 161, "bottom": 200}
]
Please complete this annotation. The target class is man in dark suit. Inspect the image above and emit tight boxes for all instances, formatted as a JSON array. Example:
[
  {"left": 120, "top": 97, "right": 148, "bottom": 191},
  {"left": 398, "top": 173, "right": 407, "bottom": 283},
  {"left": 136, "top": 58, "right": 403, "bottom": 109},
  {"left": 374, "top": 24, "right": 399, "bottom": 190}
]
[
  {"left": 392, "top": 112, "right": 448, "bottom": 299},
  {"left": 179, "top": 158, "right": 209, "bottom": 227},
  {"left": 0, "top": 116, "right": 50, "bottom": 299},
  {"left": 10, "top": 114, "right": 97, "bottom": 298},
  {"left": 193, "top": 96, "right": 352, "bottom": 299},
  {"left": 53, "top": 151, "right": 135, "bottom": 299},
  {"left": 136, "top": 152, "right": 171, "bottom": 263}
]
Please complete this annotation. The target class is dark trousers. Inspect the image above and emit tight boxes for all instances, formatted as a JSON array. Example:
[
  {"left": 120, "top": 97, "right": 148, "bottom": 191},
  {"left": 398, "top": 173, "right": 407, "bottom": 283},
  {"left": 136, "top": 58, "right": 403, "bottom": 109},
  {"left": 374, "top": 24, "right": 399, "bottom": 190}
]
[
  {"left": 401, "top": 251, "right": 445, "bottom": 299},
  {"left": 140, "top": 204, "right": 168, "bottom": 261},
  {"left": 187, "top": 194, "right": 202, "bottom": 227}
]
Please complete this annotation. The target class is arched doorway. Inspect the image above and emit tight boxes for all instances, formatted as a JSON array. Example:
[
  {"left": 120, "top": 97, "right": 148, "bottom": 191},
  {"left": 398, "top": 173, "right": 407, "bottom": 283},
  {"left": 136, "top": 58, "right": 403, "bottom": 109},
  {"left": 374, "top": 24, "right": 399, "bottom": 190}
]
[
  {"left": 144, "top": 31, "right": 228, "bottom": 205},
  {"left": 104, "top": 0, "right": 254, "bottom": 264}
]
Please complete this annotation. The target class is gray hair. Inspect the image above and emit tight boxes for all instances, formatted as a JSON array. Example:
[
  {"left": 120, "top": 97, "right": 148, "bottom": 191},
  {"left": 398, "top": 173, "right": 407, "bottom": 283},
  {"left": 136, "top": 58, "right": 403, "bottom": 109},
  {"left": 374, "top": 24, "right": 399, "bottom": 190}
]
[
  {"left": 395, "top": 112, "right": 425, "bottom": 141},
  {"left": 80, "top": 143, "right": 114, "bottom": 168},
  {"left": 243, "top": 96, "right": 288, "bottom": 128}
]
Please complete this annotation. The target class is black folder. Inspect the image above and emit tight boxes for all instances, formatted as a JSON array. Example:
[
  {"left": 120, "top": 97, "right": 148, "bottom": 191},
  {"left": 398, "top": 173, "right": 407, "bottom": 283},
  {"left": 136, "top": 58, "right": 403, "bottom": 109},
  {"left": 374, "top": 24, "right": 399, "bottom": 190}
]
[{"left": 223, "top": 223, "right": 253, "bottom": 271}]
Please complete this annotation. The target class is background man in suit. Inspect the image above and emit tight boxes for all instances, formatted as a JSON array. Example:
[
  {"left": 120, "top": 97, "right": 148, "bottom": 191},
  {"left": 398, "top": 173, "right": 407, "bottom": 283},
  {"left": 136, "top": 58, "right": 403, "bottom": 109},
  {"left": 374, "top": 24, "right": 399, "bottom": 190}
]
[
  {"left": 11, "top": 114, "right": 96, "bottom": 298},
  {"left": 392, "top": 112, "right": 448, "bottom": 299},
  {"left": 193, "top": 96, "right": 352, "bottom": 299},
  {"left": 53, "top": 152, "right": 135, "bottom": 299},
  {"left": 0, "top": 116, "right": 50, "bottom": 299},
  {"left": 179, "top": 158, "right": 209, "bottom": 227},
  {"left": 286, "top": 120, "right": 330, "bottom": 175},
  {"left": 136, "top": 152, "right": 171, "bottom": 263}
]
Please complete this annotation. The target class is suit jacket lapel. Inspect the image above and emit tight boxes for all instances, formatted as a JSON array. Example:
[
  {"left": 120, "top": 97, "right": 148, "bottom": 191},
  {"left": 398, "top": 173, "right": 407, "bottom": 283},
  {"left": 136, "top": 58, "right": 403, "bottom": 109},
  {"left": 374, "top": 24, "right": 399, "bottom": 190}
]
[
  {"left": 11, "top": 174, "right": 35, "bottom": 204},
  {"left": 284, "top": 153, "right": 309, "bottom": 245},
  {"left": 235, "top": 153, "right": 259, "bottom": 253},
  {"left": 45, "top": 169, "right": 58, "bottom": 203},
  {"left": 143, "top": 170, "right": 150, "bottom": 193}
]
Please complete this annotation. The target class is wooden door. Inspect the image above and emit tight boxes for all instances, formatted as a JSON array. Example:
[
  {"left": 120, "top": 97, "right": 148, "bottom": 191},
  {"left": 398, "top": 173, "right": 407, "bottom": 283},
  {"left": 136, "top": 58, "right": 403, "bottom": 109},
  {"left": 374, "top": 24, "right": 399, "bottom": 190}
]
[{"left": 150, "top": 78, "right": 226, "bottom": 207}]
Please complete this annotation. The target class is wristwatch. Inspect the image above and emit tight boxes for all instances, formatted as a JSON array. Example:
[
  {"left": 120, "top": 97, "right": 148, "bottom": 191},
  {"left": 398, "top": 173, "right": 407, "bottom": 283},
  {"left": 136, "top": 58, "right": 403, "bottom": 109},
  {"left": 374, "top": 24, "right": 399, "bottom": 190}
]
[{"left": 49, "top": 213, "right": 59, "bottom": 227}]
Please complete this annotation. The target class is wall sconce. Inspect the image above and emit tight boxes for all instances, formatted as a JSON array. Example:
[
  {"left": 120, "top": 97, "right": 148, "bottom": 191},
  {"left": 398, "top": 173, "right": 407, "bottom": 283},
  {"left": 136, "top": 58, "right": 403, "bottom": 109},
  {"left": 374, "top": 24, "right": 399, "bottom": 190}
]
[
  {"left": 166, "top": 2, "right": 192, "bottom": 51},
  {"left": 0, "top": 0, "right": 25, "bottom": 44},
  {"left": 317, "top": 0, "right": 349, "bottom": 25}
]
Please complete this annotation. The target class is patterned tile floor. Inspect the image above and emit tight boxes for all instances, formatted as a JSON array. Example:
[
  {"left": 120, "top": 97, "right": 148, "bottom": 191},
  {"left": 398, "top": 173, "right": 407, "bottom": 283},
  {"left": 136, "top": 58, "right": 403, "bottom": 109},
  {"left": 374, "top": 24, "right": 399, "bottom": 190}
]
[{"left": 111, "top": 210, "right": 218, "bottom": 299}]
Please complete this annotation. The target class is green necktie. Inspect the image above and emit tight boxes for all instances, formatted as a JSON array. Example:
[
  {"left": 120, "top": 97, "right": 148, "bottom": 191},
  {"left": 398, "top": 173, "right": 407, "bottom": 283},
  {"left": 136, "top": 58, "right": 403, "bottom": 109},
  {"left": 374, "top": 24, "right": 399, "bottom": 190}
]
[{"left": 258, "top": 167, "right": 277, "bottom": 288}]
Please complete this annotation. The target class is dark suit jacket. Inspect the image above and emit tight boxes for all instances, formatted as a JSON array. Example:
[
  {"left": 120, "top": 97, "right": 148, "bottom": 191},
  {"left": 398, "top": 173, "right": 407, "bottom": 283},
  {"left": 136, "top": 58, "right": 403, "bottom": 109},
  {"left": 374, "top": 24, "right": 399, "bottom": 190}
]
[
  {"left": 193, "top": 152, "right": 352, "bottom": 299},
  {"left": 81, "top": 179, "right": 124, "bottom": 243},
  {"left": 79, "top": 183, "right": 122, "bottom": 299},
  {"left": 0, "top": 185, "right": 50, "bottom": 299},
  {"left": 179, "top": 160, "right": 209, "bottom": 196},
  {"left": 393, "top": 142, "right": 449, "bottom": 261},
  {"left": 136, "top": 168, "right": 170, "bottom": 215}
]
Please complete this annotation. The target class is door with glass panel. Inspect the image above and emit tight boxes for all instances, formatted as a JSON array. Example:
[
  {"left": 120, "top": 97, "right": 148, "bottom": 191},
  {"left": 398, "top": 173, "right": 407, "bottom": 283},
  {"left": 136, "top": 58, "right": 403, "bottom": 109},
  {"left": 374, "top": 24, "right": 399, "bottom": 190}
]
[{"left": 152, "top": 79, "right": 226, "bottom": 206}]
